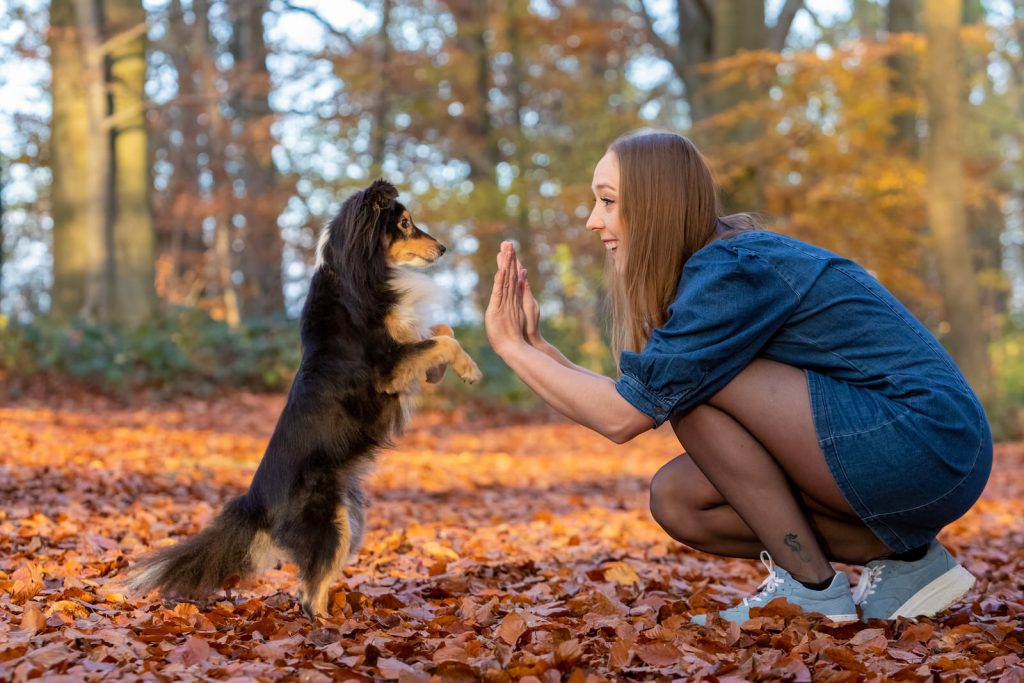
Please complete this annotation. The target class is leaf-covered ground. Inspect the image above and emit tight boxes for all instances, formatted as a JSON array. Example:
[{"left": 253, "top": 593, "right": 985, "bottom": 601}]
[{"left": 1, "top": 393, "right": 1022, "bottom": 682}]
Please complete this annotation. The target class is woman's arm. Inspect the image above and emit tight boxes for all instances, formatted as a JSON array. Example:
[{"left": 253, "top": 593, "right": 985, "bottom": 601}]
[
  {"left": 501, "top": 342, "right": 652, "bottom": 443},
  {"left": 486, "top": 243, "right": 653, "bottom": 443}
]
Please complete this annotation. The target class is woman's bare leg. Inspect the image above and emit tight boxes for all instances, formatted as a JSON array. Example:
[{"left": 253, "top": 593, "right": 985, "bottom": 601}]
[{"left": 654, "top": 359, "right": 889, "bottom": 582}]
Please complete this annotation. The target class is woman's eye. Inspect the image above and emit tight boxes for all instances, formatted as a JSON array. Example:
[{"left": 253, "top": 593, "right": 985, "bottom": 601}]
[{"left": 601, "top": 197, "right": 614, "bottom": 206}]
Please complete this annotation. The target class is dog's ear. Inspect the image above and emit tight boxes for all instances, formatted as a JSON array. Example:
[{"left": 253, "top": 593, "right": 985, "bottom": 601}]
[{"left": 363, "top": 179, "right": 398, "bottom": 213}]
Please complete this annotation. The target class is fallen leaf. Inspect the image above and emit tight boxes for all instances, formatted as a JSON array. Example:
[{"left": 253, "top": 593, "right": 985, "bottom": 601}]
[
  {"left": 635, "top": 642, "right": 682, "bottom": 668},
  {"left": 496, "top": 611, "right": 528, "bottom": 646},
  {"left": 602, "top": 561, "right": 640, "bottom": 586},
  {"left": 168, "top": 636, "right": 210, "bottom": 666},
  {"left": 19, "top": 605, "right": 45, "bottom": 633}
]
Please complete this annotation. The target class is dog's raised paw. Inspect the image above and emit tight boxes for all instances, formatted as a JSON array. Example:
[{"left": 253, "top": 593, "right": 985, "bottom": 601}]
[{"left": 457, "top": 360, "right": 483, "bottom": 384}]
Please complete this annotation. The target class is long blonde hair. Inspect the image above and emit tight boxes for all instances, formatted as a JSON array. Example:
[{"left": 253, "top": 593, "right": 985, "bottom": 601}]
[{"left": 605, "top": 131, "right": 748, "bottom": 362}]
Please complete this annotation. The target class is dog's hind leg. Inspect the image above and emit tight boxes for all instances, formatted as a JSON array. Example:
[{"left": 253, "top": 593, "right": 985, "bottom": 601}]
[{"left": 293, "top": 505, "right": 352, "bottom": 621}]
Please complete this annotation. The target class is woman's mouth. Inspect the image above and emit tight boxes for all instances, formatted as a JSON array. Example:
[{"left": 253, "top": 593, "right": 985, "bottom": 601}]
[{"left": 602, "top": 240, "right": 618, "bottom": 253}]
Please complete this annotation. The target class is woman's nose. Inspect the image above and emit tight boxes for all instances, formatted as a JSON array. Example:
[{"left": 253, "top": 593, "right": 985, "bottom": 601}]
[{"left": 585, "top": 207, "right": 602, "bottom": 232}]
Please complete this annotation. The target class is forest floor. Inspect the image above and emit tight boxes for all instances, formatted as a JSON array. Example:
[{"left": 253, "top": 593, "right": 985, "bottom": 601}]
[{"left": 0, "top": 392, "right": 1022, "bottom": 682}]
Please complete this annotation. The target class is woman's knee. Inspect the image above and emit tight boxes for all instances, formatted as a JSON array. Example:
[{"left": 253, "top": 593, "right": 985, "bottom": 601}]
[{"left": 648, "top": 454, "right": 720, "bottom": 544}]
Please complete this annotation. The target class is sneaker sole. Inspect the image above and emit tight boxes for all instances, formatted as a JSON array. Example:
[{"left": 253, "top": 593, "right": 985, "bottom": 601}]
[
  {"left": 888, "top": 565, "right": 976, "bottom": 619},
  {"left": 825, "top": 613, "right": 859, "bottom": 623}
]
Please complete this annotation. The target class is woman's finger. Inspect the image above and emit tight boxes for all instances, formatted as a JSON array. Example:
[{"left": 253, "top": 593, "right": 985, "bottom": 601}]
[
  {"left": 503, "top": 246, "right": 518, "bottom": 308},
  {"left": 490, "top": 248, "right": 507, "bottom": 306}
]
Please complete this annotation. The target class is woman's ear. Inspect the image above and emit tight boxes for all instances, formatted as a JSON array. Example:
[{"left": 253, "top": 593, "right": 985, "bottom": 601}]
[{"left": 364, "top": 179, "right": 398, "bottom": 213}]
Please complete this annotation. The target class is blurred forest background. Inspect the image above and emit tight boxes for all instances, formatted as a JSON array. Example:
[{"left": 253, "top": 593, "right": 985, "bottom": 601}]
[{"left": 1, "top": 0, "right": 1024, "bottom": 434}]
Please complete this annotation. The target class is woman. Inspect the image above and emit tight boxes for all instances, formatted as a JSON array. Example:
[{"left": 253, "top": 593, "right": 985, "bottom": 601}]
[{"left": 484, "top": 130, "right": 991, "bottom": 623}]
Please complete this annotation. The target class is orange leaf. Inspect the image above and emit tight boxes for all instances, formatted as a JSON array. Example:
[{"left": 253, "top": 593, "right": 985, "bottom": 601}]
[
  {"left": 602, "top": 561, "right": 640, "bottom": 586},
  {"left": 169, "top": 636, "right": 211, "bottom": 667},
  {"left": 496, "top": 611, "right": 528, "bottom": 646},
  {"left": 19, "top": 605, "right": 45, "bottom": 633},
  {"left": 635, "top": 642, "right": 681, "bottom": 668}
]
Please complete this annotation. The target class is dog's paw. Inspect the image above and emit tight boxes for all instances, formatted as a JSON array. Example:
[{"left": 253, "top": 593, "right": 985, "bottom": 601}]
[{"left": 455, "top": 356, "right": 482, "bottom": 384}]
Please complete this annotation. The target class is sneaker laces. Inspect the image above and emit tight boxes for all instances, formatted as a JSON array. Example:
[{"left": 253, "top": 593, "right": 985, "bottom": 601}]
[
  {"left": 743, "top": 551, "right": 785, "bottom": 607},
  {"left": 852, "top": 564, "right": 884, "bottom": 605}
]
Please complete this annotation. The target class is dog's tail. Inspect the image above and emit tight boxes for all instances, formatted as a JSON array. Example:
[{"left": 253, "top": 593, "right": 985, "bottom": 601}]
[{"left": 129, "top": 494, "right": 271, "bottom": 599}]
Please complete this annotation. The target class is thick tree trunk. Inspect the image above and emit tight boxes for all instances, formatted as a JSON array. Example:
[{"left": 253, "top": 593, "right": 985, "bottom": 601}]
[
  {"left": 923, "top": 0, "right": 992, "bottom": 403},
  {"left": 370, "top": 0, "right": 392, "bottom": 178},
  {"left": 446, "top": 0, "right": 502, "bottom": 311},
  {"left": 887, "top": 0, "right": 918, "bottom": 151},
  {"left": 105, "top": 0, "right": 156, "bottom": 326},
  {"left": 229, "top": 0, "right": 284, "bottom": 317},
  {"left": 505, "top": 0, "right": 533, "bottom": 265},
  {"left": 194, "top": 0, "right": 240, "bottom": 328},
  {"left": 49, "top": 0, "right": 92, "bottom": 320},
  {"left": 162, "top": 0, "right": 206, "bottom": 303},
  {"left": 637, "top": 1, "right": 800, "bottom": 212},
  {"left": 74, "top": 0, "right": 115, "bottom": 321}
]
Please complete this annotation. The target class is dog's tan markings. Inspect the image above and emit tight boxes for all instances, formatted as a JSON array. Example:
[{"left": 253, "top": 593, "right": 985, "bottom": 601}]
[
  {"left": 379, "top": 336, "right": 482, "bottom": 394},
  {"left": 388, "top": 235, "right": 442, "bottom": 264},
  {"left": 431, "top": 324, "right": 453, "bottom": 337},
  {"left": 385, "top": 310, "right": 420, "bottom": 344},
  {"left": 399, "top": 211, "right": 413, "bottom": 235},
  {"left": 301, "top": 505, "right": 353, "bottom": 619},
  {"left": 248, "top": 530, "right": 277, "bottom": 574}
]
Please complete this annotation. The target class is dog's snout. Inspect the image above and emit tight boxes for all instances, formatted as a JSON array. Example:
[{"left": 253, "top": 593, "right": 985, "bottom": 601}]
[{"left": 437, "top": 244, "right": 447, "bottom": 255}]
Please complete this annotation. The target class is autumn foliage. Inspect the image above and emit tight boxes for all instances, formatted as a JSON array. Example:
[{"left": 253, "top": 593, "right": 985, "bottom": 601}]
[{"left": 1, "top": 394, "right": 1022, "bottom": 681}]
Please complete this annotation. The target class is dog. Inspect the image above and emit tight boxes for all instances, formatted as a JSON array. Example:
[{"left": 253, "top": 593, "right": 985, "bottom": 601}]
[{"left": 129, "top": 180, "right": 482, "bottom": 619}]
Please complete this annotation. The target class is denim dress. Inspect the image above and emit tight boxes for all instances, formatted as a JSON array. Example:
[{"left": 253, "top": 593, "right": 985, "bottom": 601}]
[{"left": 614, "top": 230, "right": 992, "bottom": 552}]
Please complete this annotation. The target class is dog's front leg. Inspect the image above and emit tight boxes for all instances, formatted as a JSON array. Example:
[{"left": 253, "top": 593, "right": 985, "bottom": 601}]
[
  {"left": 378, "top": 337, "right": 482, "bottom": 394},
  {"left": 424, "top": 325, "right": 454, "bottom": 383}
]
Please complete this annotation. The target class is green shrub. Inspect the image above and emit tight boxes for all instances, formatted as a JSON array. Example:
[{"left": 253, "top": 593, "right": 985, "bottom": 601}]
[
  {"left": 0, "top": 308, "right": 619, "bottom": 409},
  {"left": 0, "top": 308, "right": 301, "bottom": 397}
]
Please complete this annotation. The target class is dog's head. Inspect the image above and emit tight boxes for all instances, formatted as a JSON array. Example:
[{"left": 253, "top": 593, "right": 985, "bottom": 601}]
[{"left": 317, "top": 180, "right": 446, "bottom": 271}]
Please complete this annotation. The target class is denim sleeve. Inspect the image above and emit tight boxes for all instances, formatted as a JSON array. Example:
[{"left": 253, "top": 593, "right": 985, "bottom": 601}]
[{"left": 614, "top": 242, "right": 801, "bottom": 427}]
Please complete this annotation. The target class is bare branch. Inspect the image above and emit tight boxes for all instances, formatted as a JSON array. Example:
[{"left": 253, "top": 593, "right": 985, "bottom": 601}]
[
  {"left": 802, "top": 3, "right": 827, "bottom": 34},
  {"left": 99, "top": 20, "right": 149, "bottom": 56},
  {"left": 278, "top": 1, "right": 356, "bottom": 50},
  {"left": 693, "top": 0, "right": 713, "bottom": 26},
  {"left": 768, "top": 0, "right": 804, "bottom": 51},
  {"left": 636, "top": 0, "right": 687, "bottom": 81}
]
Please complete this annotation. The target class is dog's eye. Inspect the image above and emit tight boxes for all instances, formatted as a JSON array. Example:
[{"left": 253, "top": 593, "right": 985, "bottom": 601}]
[{"left": 400, "top": 218, "right": 410, "bottom": 229}]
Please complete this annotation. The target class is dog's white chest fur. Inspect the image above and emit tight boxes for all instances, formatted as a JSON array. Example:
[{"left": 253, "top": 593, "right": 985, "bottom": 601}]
[{"left": 388, "top": 269, "right": 446, "bottom": 340}]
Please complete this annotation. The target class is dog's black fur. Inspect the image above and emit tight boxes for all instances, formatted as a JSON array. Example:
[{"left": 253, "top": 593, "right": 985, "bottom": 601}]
[{"left": 130, "top": 180, "right": 481, "bottom": 619}]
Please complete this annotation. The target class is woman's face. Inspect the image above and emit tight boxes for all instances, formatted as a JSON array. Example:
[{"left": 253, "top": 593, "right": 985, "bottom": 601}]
[{"left": 587, "top": 151, "right": 626, "bottom": 273}]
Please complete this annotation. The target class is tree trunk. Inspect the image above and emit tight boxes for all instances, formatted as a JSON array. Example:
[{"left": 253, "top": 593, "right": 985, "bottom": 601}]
[
  {"left": 505, "top": 0, "right": 533, "bottom": 265},
  {"left": 161, "top": 0, "right": 206, "bottom": 304},
  {"left": 194, "top": 0, "right": 240, "bottom": 328},
  {"left": 639, "top": 0, "right": 799, "bottom": 125},
  {"left": 370, "top": 0, "right": 393, "bottom": 178},
  {"left": 49, "top": 0, "right": 92, "bottom": 320},
  {"left": 446, "top": 0, "right": 502, "bottom": 311},
  {"left": 74, "top": 0, "right": 115, "bottom": 321},
  {"left": 708, "top": 0, "right": 767, "bottom": 212},
  {"left": 637, "top": 1, "right": 799, "bottom": 212},
  {"left": 923, "top": 0, "right": 992, "bottom": 403},
  {"left": 229, "top": 0, "right": 284, "bottom": 317},
  {"left": 105, "top": 0, "right": 156, "bottom": 326},
  {"left": 887, "top": 0, "right": 918, "bottom": 151}
]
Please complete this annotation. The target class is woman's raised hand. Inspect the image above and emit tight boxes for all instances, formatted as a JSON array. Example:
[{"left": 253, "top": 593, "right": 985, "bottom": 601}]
[
  {"left": 484, "top": 242, "right": 528, "bottom": 357},
  {"left": 519, "top": 264, "right": 542, "bottom": 346}
]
